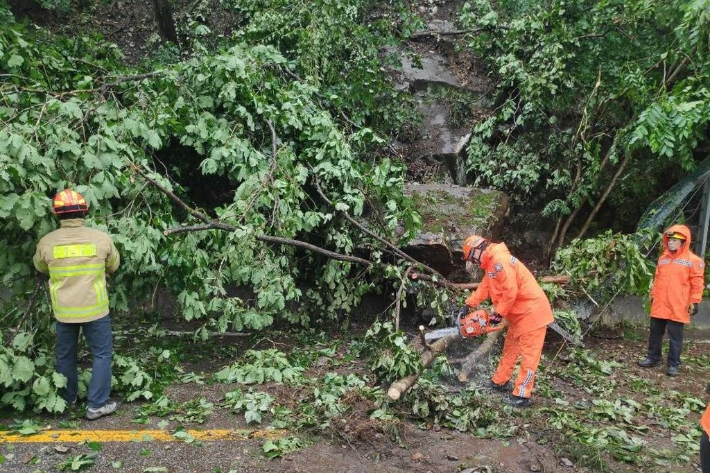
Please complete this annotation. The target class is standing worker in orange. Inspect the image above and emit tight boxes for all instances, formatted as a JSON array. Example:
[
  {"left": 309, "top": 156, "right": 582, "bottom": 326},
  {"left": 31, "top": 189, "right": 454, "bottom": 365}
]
[
  {"left": 33, "top": 189, "right": 120, "bottom": 420},
  {"left": 700, "top": 388, "right": 710, "bottom": 472},
  {"left": 637, "top": 224, "right": 704, "bottom": 377},
  {"left": 461, "top": 235, "right": 554, "bottom": 407}
]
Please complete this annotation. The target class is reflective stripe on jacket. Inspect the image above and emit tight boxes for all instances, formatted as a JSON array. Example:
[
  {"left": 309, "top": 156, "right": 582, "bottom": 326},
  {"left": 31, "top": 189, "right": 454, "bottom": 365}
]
[
  {"left": 465, "top": 242, "right": 554, "bottom": 336},
  {"left": 33, "top": 219, "right": 120, "bottom": 323},
  {"left": 650, "top": 224, "right": 704, "bottom": 324}
]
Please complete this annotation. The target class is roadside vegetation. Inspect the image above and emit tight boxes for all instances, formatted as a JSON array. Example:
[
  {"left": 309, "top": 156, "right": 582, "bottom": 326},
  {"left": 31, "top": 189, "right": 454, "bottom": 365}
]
[{"left": 1, "top": 0, "right": 710, "bottom": 471}]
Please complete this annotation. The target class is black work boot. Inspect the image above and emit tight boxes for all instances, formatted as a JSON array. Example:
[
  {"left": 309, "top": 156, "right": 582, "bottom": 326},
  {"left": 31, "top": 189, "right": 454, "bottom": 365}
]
[
  {"left": 503, "top": 394, "right": 530, "bottom": 408},
  {"left": 666, "top": 366, "right": 680, "bottom": 377},
  {"left": 637, "top": 357, "right": 660, "bottom": 368},
  {"left": 488, "top": 380, "right": 510, "bottom": 392}
]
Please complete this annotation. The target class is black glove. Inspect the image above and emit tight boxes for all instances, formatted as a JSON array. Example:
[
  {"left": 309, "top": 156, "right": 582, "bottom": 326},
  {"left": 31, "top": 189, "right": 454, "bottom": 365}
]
[
  {"left": 490, "top": 312, "right": 503, "bottom": 325},
  {"left": 690, "top": 303, "right": 699, "bottom": 316},
  {"left": 457, "top": 306, "right": 470, "bottom": 319}
]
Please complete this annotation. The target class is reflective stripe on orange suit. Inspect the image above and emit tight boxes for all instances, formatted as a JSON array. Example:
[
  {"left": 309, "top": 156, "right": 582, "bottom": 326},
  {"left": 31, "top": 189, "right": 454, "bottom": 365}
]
[
  {"left": 465, "top": 242, "right": 554, "bottom": 398},
  {"left": 650, "top": 224, "right": 704, "bottom": 324},
  {"left": 702, "top": 404, "right": 710, "bottom": 436}
]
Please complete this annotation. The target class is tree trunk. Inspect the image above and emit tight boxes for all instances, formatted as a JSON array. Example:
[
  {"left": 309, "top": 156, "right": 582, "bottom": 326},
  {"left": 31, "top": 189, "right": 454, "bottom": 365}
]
[
  {"left": 387, "top": 322, "right": 508, "bottom": 400},
  {"left": 152, "top": 0, "right": 178, "bottom": 43},
  {"left": 410, "top": 273, "right": 569, "bottom": 290},
  {"left": 457, "top": 326, "right": 506, "bottom": 382}
]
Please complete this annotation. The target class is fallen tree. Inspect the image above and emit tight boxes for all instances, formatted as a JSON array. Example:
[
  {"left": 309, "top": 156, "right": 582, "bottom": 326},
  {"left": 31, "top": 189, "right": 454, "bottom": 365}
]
[
  {"left": 387, "top": 322, "right": 508, "bottom": 400},
  {"left": 410, "top": 273, "right": 570, "bottom": 290}
]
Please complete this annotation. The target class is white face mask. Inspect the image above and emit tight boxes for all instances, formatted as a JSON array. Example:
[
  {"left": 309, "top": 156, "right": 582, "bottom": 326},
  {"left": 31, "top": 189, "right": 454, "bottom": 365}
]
[{"left": 668, "top": 238, "right": 683, "bottom": 251}]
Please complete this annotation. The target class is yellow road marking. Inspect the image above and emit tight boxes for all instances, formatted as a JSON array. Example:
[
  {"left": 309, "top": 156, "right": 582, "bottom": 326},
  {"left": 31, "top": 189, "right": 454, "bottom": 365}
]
[{"left": 0, "top": 429, "right": 287, "bottom": 443}]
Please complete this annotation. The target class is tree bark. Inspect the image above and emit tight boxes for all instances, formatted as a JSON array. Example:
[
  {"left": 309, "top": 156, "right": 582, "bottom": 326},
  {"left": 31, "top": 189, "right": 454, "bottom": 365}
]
[{"left": 152, "top": 0, "right": 178, "bottom": 43}]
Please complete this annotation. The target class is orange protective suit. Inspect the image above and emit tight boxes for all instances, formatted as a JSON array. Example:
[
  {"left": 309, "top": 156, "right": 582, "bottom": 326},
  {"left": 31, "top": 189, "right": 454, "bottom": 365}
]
[
  {"left": 702, "top": 404, "right": 710, "bottom": 437},
  {"left": 650, "top": 224, "right": 704, "bottom": 324},
  {"left": 465, "top": 242, "right": 554, "bottom": 398}
]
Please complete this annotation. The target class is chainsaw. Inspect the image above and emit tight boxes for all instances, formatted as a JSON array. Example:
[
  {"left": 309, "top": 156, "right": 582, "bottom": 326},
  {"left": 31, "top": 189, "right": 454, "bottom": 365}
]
[
  {"left": 424, "top": 308, "right": 506, "bottom": 342},
  {"left": 424, "top": 308, "right": 583, "bottom": 346}
]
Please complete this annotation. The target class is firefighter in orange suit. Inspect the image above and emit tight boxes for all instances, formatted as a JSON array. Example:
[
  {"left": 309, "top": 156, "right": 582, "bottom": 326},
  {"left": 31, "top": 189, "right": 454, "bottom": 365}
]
[
  {"left": 637, "top": 224, "right": 704, "bottom": 377},
  {"left": 462, "top": 235, "right": 554, "bottom": 407},
  {"left": 701, "top": 400, "right": 710, "bottom": 472},
  {"left": 33, "top": 190, "right": 120, "bottom": 420}
]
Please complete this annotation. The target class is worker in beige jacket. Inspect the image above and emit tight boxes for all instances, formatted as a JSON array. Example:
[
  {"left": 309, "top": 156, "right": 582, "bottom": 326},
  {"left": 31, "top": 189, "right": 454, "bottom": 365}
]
[{"left": 33, "top": 189, "right": 120, "bottom": 420}]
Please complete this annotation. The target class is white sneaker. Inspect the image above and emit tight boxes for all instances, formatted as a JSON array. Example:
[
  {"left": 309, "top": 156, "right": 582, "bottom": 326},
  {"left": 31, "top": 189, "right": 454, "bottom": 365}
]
[{"left": 85, "top": 400, "right": 117, "bottom": 420}]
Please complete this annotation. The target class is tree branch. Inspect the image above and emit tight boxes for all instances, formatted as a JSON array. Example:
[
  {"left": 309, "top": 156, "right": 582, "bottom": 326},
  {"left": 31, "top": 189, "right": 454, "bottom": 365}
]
[
  {"left": 575, "top": 152, "right": 632, "bottom": 240},
  {"left": 311, "top": 173, "right": 444, "bottom": 279},
  {"left": 132, "top": 162, "right": 373, "bottom": 266},
  {"left": 100, "top": 72, "right": 165, "bottom": 97},
  {"left": 410, "top": 272, "right": 569, "bottom": 291}
]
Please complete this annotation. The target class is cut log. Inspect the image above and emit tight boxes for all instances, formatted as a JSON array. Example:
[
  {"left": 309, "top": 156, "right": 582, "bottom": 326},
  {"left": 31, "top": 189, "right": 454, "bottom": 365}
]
[
  {"left": 387, "top": 332, "right": 458, "bottom": 400},
  {"left": 457, "top": 323, "right": 507, "bottom": 382},
  {"left": 387, "top": 322, "right": 508, "bottom": 400}
]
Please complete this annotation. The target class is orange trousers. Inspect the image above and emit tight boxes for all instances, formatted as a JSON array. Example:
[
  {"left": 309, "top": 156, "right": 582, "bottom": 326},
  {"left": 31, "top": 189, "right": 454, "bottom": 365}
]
[{"left": 491, "top": 325, "right": 547, "bottom": 398}]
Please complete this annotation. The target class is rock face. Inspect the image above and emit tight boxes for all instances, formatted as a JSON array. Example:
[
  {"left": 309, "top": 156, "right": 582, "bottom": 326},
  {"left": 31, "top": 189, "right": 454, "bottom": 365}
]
[
  {"left": 384, "top": 6, "right": 492, "bottom": 185},
  {"left": 402, "top": 183, "right": 509, "bottom": 280}
]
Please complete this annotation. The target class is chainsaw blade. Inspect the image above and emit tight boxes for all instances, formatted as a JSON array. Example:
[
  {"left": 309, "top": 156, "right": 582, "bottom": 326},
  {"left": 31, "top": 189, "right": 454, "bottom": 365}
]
[{"left": 424, "top": 327, "right": 459, "bottom": 342}]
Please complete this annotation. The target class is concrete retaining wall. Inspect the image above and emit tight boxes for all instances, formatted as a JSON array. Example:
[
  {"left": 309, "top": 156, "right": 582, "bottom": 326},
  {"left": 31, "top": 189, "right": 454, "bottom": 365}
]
[{"left": 604, "top": 296, "right": 710, "bottom": 330}]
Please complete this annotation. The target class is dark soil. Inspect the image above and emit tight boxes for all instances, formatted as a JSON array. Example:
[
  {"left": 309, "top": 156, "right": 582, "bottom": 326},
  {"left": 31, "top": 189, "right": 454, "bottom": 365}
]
[{"left": 4, "top": 319, "right": 709, "bottom": 473}]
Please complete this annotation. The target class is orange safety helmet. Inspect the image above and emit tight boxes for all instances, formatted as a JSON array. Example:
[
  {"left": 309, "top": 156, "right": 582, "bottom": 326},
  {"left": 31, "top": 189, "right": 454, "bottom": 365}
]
[
  {"left": 52, "top": 189, "right": 89, "bottom": 214},
  {"left": 462, "top": 235, "right": 488, "bottom": 261}
]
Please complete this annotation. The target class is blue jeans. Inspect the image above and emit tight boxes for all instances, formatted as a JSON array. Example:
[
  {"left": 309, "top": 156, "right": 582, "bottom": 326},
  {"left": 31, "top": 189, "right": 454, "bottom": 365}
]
[{"left": 56, "top": 315, "right": 113, "bottom": 409}]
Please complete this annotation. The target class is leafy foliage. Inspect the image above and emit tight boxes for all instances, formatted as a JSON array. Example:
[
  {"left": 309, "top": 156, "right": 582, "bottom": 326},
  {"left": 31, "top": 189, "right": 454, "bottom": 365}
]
[
  {"left": 358, "top": 320, "right": 422, "bottom": 381},
  {"left": 214, "top": 349, "right": 304, "bottom": 384},
  {"left": 0, "top": 0, "right": 423, "bottom": 412},
  {"left": 219, "top": 0, "right": 419, "bottom": 134},
  {"left": 552, "top": 230, "right": 656, "bottom": 301},
  {"left": 459, "top": 0, "right": 710, "bottom": 242},
  {"left": 539, "top": 347, "right": 703, "bottom": 469},
  {"left": 57, "top": 452, "right": 98, "bottom": 472},
  {"left": 223, "top": 388, "right": 274, "bottom": 424},
  {"left": 262, "top": 437, "right": 305, "bottom": 459},
  {"left": 0, "top": 331, "right": 68, "bottom": 413}
]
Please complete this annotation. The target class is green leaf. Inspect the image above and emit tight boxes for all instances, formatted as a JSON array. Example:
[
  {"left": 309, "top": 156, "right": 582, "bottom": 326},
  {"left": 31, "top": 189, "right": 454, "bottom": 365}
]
[
  {"left": 146, "top": 131, "right": 162, "bottom": 149},
  {"left": 11, "top": 332, "right": 32, "bottom": 352},
  {"left": 12, "top": 356, "right": 34, "bottom": 382},
  {"left": 7, "top": 54, "right": 23, "bottom": 67},
  {"left": 32, "top": 376, "right": 50, "bottom": 396},
  {"left": 53, "top": 371, "right": 68, "bottom": 389}
]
